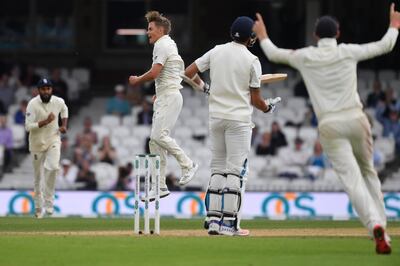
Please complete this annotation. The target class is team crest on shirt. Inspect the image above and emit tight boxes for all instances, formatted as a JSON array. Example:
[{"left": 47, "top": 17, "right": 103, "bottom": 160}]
[{"left": 27, "top": 112, "right": 31, "bottom": 117}]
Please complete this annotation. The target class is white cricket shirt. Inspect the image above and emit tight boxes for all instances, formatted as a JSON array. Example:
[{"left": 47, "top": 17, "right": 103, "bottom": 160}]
[
  {"left": 153, "top": 35, "right": 184, "bottom": 96},
  {"left": 260, "top": 27, "right": 399, "bottom": 122},
  {"left": 25, "top": 95, "right": 69, "bottom": 152},
  {"left": 195, "top": 41, "right": 262, "bottom": 123}
]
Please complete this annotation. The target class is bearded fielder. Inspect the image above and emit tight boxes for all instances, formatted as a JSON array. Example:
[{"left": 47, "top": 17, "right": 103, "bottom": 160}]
[
  {"left": 25, "top": 78, "right": 68, "bottom": 218},
  {"left": 129, "top": 11, "right": 198, "bottom": 201},
  {"left": 183, "top": 16, "right": 281, "bottom": 236}
]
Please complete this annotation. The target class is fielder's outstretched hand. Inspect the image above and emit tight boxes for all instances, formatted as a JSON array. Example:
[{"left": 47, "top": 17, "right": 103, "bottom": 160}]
[
  {"left": 390, "top": 3, "right": 400, "bottom": 29},
  {"left": 253, "top": 13, "right": 268, "bottom": 40}
]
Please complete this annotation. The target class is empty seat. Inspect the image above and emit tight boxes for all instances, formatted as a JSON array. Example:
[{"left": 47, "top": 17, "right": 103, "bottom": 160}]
[
  {"left": 184, "top": 117, "right": 203, "bottom": 128},
  {"left": 378, "top": 69, "right": 397, "bottom": 82},
  {"left": 358, "top": 69, "right": 376, "bottom": 82},
  {"left": 298, "top": 127, "right": 318, "bottom": 146},
  {"left": 111, "top": 126, "right": 131, "bottom": 139},
  {"left": 10, "top": 124, "right": 26, "bottom": 149},
  {"left": 374, "top": 137, "right": 395, "bottom": 162},
  {"left": 174, "top": 126, "right": 192, "bottom": 139},
  {"left": 71, "top": 68, "right": 90, "bottom": 86},
  {"left": 90, "top": 163, "right": 118, "bottom": 190},
  {"left": 132, "top": 125, "right": 151, "bottom": 139},
  {"left": 92, "top": 125, "right": 111, "bottom": 141},
  {"left": 286, "top": 97, "right": 307, "bottom": 110},
  {"left": 100, "top": 115, "right": 120, "bottom": 128},
  {"left": 35, "top": 67, "right": 49, "bottom": 78}
]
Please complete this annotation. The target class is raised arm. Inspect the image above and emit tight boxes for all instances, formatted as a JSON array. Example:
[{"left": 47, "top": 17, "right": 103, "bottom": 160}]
[
  {"left": 343, "top": 3, "right": 400, "bottom": 61},
  {"left": 253, "top": 13, "right": 297, "bottom": 66}
]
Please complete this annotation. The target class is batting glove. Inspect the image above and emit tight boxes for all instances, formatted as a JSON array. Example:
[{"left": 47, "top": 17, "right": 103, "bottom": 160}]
[{"left": 264, "top": 97, "right": 282, "bottom": 114}]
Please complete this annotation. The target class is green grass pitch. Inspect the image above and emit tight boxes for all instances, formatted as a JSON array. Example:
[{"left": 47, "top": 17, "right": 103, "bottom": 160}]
[{"left": 0, "top": 217, "right": 399, "bottom": 266}]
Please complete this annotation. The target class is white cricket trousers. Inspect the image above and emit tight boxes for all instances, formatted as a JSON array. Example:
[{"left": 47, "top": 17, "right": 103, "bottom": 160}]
[
  {"left": 149, "top": 91, "right": 192, "bottom": 188},
  {"left": 209, "top": 118, "right": 252, "bottom": 176},
  {"left": 31, "top": 142, "right": 61, "bottom": 210},
  {"left": 318, "top": 109, "right": 386, "bottom": 233}
]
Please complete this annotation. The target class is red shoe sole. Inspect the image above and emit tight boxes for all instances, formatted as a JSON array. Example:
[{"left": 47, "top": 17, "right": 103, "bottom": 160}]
[{"left": 373, "top": 225, "right": 391, "bottom": 255}]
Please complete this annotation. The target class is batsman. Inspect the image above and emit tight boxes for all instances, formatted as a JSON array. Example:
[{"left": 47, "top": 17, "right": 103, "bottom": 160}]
[{"left": 183, "top": 16, "right": 281, "bottom": 236}]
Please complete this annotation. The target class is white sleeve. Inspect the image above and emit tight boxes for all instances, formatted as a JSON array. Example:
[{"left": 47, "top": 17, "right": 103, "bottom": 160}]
[
  {"left": 152, "top": 43, "right": 169, "bottom": 66},
  {"left": 60, "top": 99, "right": 69, "bottom": 119},
  {"left": 259, "top": 38, "right": 303, "bottom": 68},
  {"left": 195, "top": 49, "right": 212, "bottom": 73},
  {"left": 25, "top": 101, "right": 39, "bottom": 132},
  {"left": 250, "top": 58, "right": 262, "bottom": 88},
  {"left": 344, "top": 28, "right": 399, "bottom": 62}
]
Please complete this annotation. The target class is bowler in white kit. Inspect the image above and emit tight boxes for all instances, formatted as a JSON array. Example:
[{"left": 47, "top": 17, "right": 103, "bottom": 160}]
[
  {"left": 253, "top": 3, "right": 400, "bottom": 254},
  {"left": 25, "top": 78, "right": 68, "bottom": 218},
  {"left": 129, "top": 11, "right": 198, "bottom": 201}
]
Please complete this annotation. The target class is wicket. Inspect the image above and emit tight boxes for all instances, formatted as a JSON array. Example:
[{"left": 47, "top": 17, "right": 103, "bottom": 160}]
[{"left": 134, "top": 154, "right": 160, "bottom": 235}]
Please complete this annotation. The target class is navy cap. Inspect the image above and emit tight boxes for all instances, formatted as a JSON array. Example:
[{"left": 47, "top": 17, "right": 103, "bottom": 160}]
[
  {"left": 37, "top": 78, "right": 53, "bottom": 88},
  {"left": 231, "top": 16, "right": 254, "bottom": 41}
]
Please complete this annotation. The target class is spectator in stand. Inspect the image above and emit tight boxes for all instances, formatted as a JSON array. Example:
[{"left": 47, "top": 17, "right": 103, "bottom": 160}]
[
  {"left": 106, "top": 84, "right": 131, "bottom": 117},
  {"left": 0, "top": 100, "right": 6, "bottom": 115},
  {"left": 367, "top": 80, "right": 385, "bottom": 108},
  {"left": 137, "top": 100, "right": 154, "bottom": 125},
  {"left": 60, "top": 136, "right": 74, "bottom": 161},
  {"left": 377, "top": 86, "right": 398, "bottom": 119},
  {"left": 256, "top": 131, "right": 275, "bottom": 155},
  {"left": 377, "top": 107, "right": 400, "bottom": 155},
  {"left": 8, "top": 65, "right": 22, "bottom": 89},
  {"left": 75, "top": 116, "right": 98, "bottom": 145},
  {"left": 294, "top": 79, "right": 309, "bottom": 98},
  {"left": 278, "top": 137, "right": 310, "bottom": 179},
  {"left": 166, "top": 172, "right": 180, "bottom": 191},
  {"left": 97, "top": 136, "right": 117, "bottom": 165},
  {"left": 14, "top": 99, "right": 28, "bottom": 125},
  {"left": 0, "top": 72, "right": 14, "bottom": 111},
  {"left": 56, "top": 159, "right": 78, "bottom": 190},
  {"left": 75, "top": 160, "right": 97, "bottom": 190},
  {"left": 20, "top": 65, "right": 40, "bottom": 87},
  {"left": 0, "top": 115, "right": 13, "bottom": 174},
  {"left": 306, "top": 140, "right": 330, "bottom": 180},
  {"left": 115, "top": 162, "right": 133, "bottom": 191},
  {"left": 270, "top": 121, "right": 288, "bottom": 149},
  {"left": 74, "top": 134, "right": 95, "bottom": 169},
  {"left": 51, "top": 68, "right": 69, "bottom": 105}
]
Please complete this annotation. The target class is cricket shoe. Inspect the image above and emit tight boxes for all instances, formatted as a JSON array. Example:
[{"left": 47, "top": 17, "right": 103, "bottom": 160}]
[
  {"left": 45, "top": 207, "right": 54, "bottom": 216},
  {"left": 207, "top": 220, "right": 221, "bottom": 236},
  {"left": 234, "top": 228, "right": 250, "bottom": 236},
  {"left": 373, "top": 225, "right": 391, "bottom": 254},
  {"left": 35, "top": 208, "right": 43, "bottom": 219},
  {"left": 219, "top": 223, "right": 236, "bottom": 236},
  {"left": 179, "top": 162, "right": 199, "bottom": 185},
  {"left": 140, "top": 188, "right": 170, "bottom": 202}
]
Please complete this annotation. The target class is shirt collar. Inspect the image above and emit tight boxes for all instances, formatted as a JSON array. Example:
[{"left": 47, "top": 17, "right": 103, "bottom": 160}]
[
  {"left": 155, "top": 35, "right": 169, "bottom": 44},
  {"left": 231, "top": 41, "right": 247, "bottom": 48},
  {"left": 317, "top": 38, "right": 337, "bottom": 47}
]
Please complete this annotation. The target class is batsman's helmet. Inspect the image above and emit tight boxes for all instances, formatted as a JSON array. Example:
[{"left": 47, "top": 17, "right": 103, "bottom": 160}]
[{"left": 231, "top": 16, "right": 256, "bottom": 46}]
